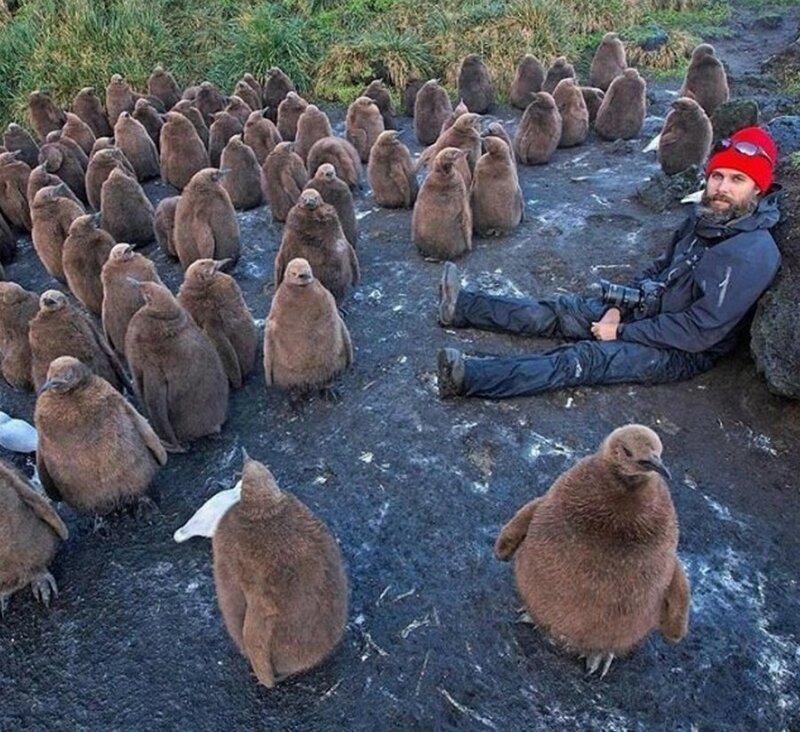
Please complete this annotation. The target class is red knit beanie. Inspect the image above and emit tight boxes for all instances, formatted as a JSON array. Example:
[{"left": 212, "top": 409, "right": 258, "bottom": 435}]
[{"left": 706, "top": 126, "right": 778, "bottom": 193}]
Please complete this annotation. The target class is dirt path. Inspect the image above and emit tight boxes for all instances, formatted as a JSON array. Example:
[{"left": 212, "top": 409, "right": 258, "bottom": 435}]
[{"left": 1, "top": 2, "right": 799, "bottom": 731}]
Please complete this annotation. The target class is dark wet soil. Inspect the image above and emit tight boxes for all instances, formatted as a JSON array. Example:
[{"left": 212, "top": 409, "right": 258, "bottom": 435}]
[{"left": 2, "top": 3, "right": 800, "bottom": 731}]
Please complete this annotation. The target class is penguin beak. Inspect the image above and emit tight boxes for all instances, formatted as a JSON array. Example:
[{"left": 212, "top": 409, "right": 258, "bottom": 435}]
[
  {"left": 90, "top": 212, "right": 102, "bottom": 227},
  {"left": 38, "top": 378, "right": 65, "bottom": 394},
  {"left": 214, "top": 258, "right": 233, "bottom": 272},
  {"left": 638, "top": 457, "right": 671, "bottom": 480}
]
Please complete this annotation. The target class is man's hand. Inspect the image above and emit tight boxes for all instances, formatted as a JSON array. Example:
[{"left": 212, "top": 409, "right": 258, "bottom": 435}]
[{"left": 591, "top": 307, "right": 621, "bottom": 341}]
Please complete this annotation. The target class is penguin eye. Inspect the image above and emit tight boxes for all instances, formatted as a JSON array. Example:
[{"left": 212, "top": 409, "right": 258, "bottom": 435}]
[{"left": 622, "top": 446, "right": 633, "bottom": 457}]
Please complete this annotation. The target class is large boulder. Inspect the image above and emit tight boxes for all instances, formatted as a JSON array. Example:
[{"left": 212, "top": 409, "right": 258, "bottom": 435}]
[
  {"left": 765, "top": 116, "right": 800, "bottom": 158},
  {"left": 711, "top": 99, "right": 760, "bottom": 146},
  {"left": 750, "top": 160, "right": 800, "bottom": 398}
]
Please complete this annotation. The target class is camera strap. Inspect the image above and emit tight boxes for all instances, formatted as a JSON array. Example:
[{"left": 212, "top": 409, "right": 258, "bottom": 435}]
[{"left": 661, "top": 238, "right": 705, "bottom": 288}]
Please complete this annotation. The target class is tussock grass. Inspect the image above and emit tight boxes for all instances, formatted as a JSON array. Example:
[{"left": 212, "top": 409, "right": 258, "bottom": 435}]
[{"left": 0, "top": 0, "right": 735, "bottom": 126}]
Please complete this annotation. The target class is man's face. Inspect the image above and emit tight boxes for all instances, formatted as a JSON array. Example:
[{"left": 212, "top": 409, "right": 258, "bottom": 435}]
[{"left": 701, "top": 167, "right": 760, "bottom": 222}]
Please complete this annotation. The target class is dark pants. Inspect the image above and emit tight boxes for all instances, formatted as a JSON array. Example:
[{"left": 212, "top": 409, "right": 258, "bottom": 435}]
[{"left": 452, "top": 291, "right": 716, "bottom": 399}]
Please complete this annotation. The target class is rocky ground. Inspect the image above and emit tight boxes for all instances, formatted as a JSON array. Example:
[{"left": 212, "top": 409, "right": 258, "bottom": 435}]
[{"left": 2, "top": 3, "right": 800, "bottom": 731}]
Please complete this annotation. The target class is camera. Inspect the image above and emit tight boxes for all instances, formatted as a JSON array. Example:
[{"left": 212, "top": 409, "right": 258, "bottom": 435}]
[{"left": 591, "top": 279, "right": 665, "bottom": 316}]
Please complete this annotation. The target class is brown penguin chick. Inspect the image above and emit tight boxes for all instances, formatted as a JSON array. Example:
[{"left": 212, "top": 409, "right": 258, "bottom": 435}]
[
  {"left": 418, "top": 112, "right": 482, "bottom": 176},
  {"left": 294, "top": 105, "right": 333, "bottom": 163},
  {"left": 0, "top": 459, "right": 68, "bottom": 616},
  {"left": 243, "top": 110, "right": 282, "bottom": 166},
  {"left": 173, "top": 169, "right": 240, "bottom": 269},
  {"left": 363, "top": 79, "right": 397, "bottom": 131},
  {"left": 232, "top": 80, "right": 261, "bottom": 117},
  {"left": 367, "top": 130, "right": 418, "bottom": 209},
  {"left": 195, "top": 81, "right": 228, "bottom": 127},
  {"left": 274, "top": 189, "right": 360, "bottom": 304},
  {"left": 412, "top": 147, "right": 472, "bottom": 260},
  {"left": 306, "top": 136, "right": 362, "bottom": 190},
  {"left": 0, "top": 151, "right": 32, "bottom": 231},
  {"left": 580, "top": 86, "right": 605, "bottom": 125},
  {"left": 212, "top": 451, "right": 348, "bottom": 688},
  {"left": 62, "top": 213, "right": 115, "bottom": 316},
  {"left": 45, "top": 130, "right": 89, "bottom": 171},
  {"left": 595, "top": 68, "right": 647, "bottom": 141},
  {"left": 86, "top": 147, "right": 136, "bottom": 211},
  {"left": 680, "top": 43, "right": 729, "bottom": 117},
  {"left": 154, "top": 196, "right": 180, "bottom": 258},
  {"left": 589, "top": 33, "right": 627, "bottom": 91},
  {"left": 100, "top": 243, "right": 163, "bottom": 355},
  {"left": 100, "top": 167, "right": 155, "bottom": 247},
  {"left": 307, "top": 163, "right": 357, "bottom": 248},
  {"left": 494, "top": 425, "right": 690, "bottom": 676},
  {"left": 31, "top": 185, "right": 85, "bottom": 280},
  {"left": 29, "top": 288, "right": 129, "bottom": 392},
  {"left": 439, "top": 98, "right": 468, "bottom": 136},
  {"left": 404, "top": 78, "right": 425, "bottom": 117},
  {"left": 514, "top": 92, "right": 562, "bottom": 165},
  {"left": 148, "top": 65, "right": 181, "bottom": 111},
  {"left": 105, "top": 74, "right": 139, "bottom": 127},
  {"left": 172, "top": 100, "right": 210, "bottom": 148},
  {"left": 0, "top": 282, "right": 38, "bottom": 390},
  {"left": 457, "top": 54, "right": 495, "bottom": 114},
  {"left": 481, "top": 121, "right": 516, "bottom": 164},
  {"left": 542, "top": 57, "right": 577, "bottom": 95},
  {"left": 265, "top": 258, "right": 353, "bottom": 391},
  {"left": 208, "top": 111, "right": 244, "bottom": 168},
  {"left": 277, "top": 92, "right": 308, "bottom": 142},
  {"left": 261, "top": 142, "right": 308, "bottom": 223},
  {"left": 553, "top": 78, "right": 589, "bottom": 148},
  {"left": 125, "top": 281, "right": 229, "bottom": 449},
  {"left": 35, "top": 356, "right": 166, "bottom": 514},
  {"left": 178, "top": 259, "right": 258, "bottom": 389},
  {"left": 90, "top": 136, "right": 114, "bottom": 156},
  {"left": 114, "top": 111, "right": 160, "bottom": 182},
  {"left": 38, "top": 140, "right": 88, "bottom": 205},
  {"left": 0, "top": 214, "right": 16, "bottom": 266},
  {"left": 346, "top": 96, "right": 384, "bottom": 163},
  {"left": 657, "top": 97, "right": 713, "bottom": 176},
  {"left": 72, "top": 87, "right": 113, "bottom": 138},
  {"left": 160, "top": 111, "right": 210, "bottom": 191},
  {"left": 27, "top": 90, "right": 67, "bottom": 142},
  {"left": 263, "top": 67, "right": 296, "bottom": 122},
  {"left": 26, "top": 163, "right": 81, "bottom": 210},
  {"left": 60, "top": 112, "right": 96, "bottom": 156},
  {"left": 470, "top": 136, "right": 523, "bottom": 237},
  {"left": 511, "top": 54, "right": 545, "bottom": 109},
  {"left": 220, "top": 135, "right": 263, "bottom": 211},
  {"left": 133, "top": 98, "right": 164, "bottom": 151},
  {"left": 414, "top": 80, "right": 453, "bottom": 146},
  {"left": 3, "top": 123, "right": 40, "bottom": 169},
  {"left": 224, "top": 96, "right": 253, "bottom": 127},
  {"left": 182, "top": 85, "right": 200, "bottom": 102},
  {"left": 241, "top": 73, "right": 263, "bottom": 105}
]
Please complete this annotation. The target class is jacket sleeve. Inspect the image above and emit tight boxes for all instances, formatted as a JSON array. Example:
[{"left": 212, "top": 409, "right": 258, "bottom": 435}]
[
  {"left": 627, "top": 217, "right": 693, "bottom": 286},
  {"left": 619, "top": 234, "right": 781, "bottom": 353}
]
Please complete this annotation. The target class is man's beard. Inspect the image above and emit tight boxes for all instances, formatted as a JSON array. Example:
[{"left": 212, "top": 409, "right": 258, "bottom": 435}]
[{"left": 699, "top": 191, "right": 759, "bottom": 223}]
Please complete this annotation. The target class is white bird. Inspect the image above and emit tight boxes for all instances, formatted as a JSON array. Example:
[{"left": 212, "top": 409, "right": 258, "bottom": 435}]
[
  {"left": 173, "top": 480, "right": 242, "bottom": 543},
  {"left": 681, "top": 189, "right": 705, "bottom": 204},
  {"left": 0, "top": 411, "right": 38, "bottom": 453},
  {"left": 643, "top": 132, "right": 661, "bottom": 153}
]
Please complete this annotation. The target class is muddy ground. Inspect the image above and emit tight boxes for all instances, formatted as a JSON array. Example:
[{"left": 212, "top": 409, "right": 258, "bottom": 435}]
[{"left": 2, "top": 4, "right": 800, "bottom": 731}]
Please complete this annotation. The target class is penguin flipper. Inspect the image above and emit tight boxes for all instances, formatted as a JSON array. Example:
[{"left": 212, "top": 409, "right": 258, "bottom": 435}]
[
  {"left": 121, "top": 398, "right": 168, "bottom": 466},
  {"left": 141, "top": 370, "right": 183, "bottom": 450},
  {"left": 36, "top": 452, "right": 63, "bottom": 506},
  {"left": 659, "top": 558, "right": 690, "bottom": 643},
  {"left": 207, "top": 325, "right": 242, "bottom": 389},
  {"left": 243, "top": 593, "right": 279, "bottom": 688},
  {"left": 494, "top": 497, "right": 543, "bottom": 561},
  {"left": 12, "top": 471, "right": 69, "bottom": 540}
]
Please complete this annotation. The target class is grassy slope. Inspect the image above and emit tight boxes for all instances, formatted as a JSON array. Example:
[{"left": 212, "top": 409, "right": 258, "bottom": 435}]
[{"left": 0, "top": 0, "right": 729, "bottom": 127}]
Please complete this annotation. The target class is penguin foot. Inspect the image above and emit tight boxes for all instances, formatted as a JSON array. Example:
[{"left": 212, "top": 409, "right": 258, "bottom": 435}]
[
  {"left": 320, "top": 385, "right": 341, "bottom": 403},
  {"left": 92, "top": 514, "right": 111, "bottom": 537},
  {"left": 585, "top": 652, "right": 615, "bottom": 678},
  {"left": 161, "top": 439, "right": 188, "bottom": 453},
  {"left": 30, "top": 571, "right": 58, "bottom": 608},
  {"left": 337, "top": 305, "right": 350, "bottom": 318},
  {"left": 515, "top": 611, "right": 534, "bottom": 625},
  {"left": 134, "top": 496, "right": 160, "bottom": 524}
]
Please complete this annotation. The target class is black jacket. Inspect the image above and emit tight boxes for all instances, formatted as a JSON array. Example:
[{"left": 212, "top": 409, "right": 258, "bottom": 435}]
[{"left": 619, "top": 188, "right": 781, "bottom": 355}]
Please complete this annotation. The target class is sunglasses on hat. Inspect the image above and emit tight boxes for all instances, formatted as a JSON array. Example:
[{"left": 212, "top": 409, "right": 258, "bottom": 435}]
[{"left": 713, "top": 137, "right": 774, "bottom": 166}]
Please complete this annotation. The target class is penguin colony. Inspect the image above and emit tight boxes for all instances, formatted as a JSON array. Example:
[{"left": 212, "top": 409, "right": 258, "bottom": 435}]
[{"left": 0, "top": 39, "right": 727, "bottom": 687}]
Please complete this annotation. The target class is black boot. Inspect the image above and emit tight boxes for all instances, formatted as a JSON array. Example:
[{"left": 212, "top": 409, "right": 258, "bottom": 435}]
[
  {"left": 437, "top": 347, "right": 465, "bottom": 398},
  {"left": 438, "top": 261, "right": 461, "bottom": 326}
]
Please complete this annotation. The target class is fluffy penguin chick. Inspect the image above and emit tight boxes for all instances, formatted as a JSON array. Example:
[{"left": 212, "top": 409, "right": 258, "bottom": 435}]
[
  {"left": 595, "top": 68, "right": 647, "bottom": 141},
  {"left": 62, "top": 212, "right": 116, "bottom": 316},
  {"left": 0, "top": 282, "right": 39, "bottom": 391},
  {"left": 412, "top": 147, "right": 472, "bottom": 260},
  {"left": 173, "top": 168, "right": 240, "bottom": 270},
  {"left": 35, "top": 356, "right": 166, "bottom": 515},
  {"left": 514, "top": 92, "right": 562, "bottom": 165},
  {"left": 212, "top": 452, "right": 348, "bottom": 688},
  {"left": 307, "top": 163, "right": 358, "bottom": 248},
  {"left": 680, "top": 43, "right": 729, "bottom": 117},
  {"left": 31, "top": 184, "right": 85, "bottom": 281},
  {"left": 262, "top": 142, "right": 309, "bottom": 223},
  {"left": 414, "top": 80, "right": 453, "bottom": 146},
  {"left": 589, "top": 33, "right": 627, "bottom": 91},
  {"left": 28, "top": 289, "right": 128, "bottom": 393},
  {"left": 494, "top": 424, "right": 690, "bottom": 677},
  {"left": 178, "top": 259, "right": 258, "bottom": 389},
  {"left": 0, "top": 459, "right": 68, "bottom": 616},
  {"left": 470, "top": 136, "right": 523, "bottom": 237},
  {"left": 100, "top": 167, "right": 154, "bottom": 247},
  {"left": 657, "top": 97, "right": 713, "bottom": 176},
  {"left": 367, "top": 130, "right": 417, "bottom": 209},
  {"left": 274, "top": 189, "right": 360, "bottom": 304},
  {"left": 124, "top": 281, "right": 229, "bottom": 450},
  {"left": 159, "top": 111, "right": 210, "bottom": 191},
  {"left": 457, "top": 54, "right": 495, "bottom": 113},
  {"left": 511, "top": 55, "right": 545, "bottom": 109},
  {"left": 220, "top": 135, "right": 263, "bottom": 210},
  {"left": 264, "top": 258, "right": 353, "bottom": 390},
  {"left": 345, "top": 96, "right": 384, "bottom": 163}
]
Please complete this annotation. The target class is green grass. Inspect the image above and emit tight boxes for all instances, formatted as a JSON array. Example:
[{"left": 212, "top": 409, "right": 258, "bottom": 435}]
[{"left": 0, "top": 0, "right": 743, "bottom": 127}]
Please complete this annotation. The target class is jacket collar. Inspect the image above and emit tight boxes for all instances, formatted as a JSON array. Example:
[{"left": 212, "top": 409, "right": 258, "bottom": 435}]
[{"left": 693, "top": 184, "right": 781, "bottom": 240}]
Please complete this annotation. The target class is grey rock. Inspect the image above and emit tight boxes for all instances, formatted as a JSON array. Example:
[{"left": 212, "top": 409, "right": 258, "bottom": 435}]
[
  {"left": 766, "top": 116, "right": 800, "bottom": 157},
  {"left": 636, "top": 166, "right": 704, "bottom": 213},
  {"left": 754, "top": 13, "right": 782, "bottom": 31},
  {"left": 642, "top": 115, "right": 665, "bottom": 139},
  {"left": 638, "top": 26, "right": 669, "bottom": 52},
  {"left": 711, "top": 99, "right": 760, "bottom": 146}
]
